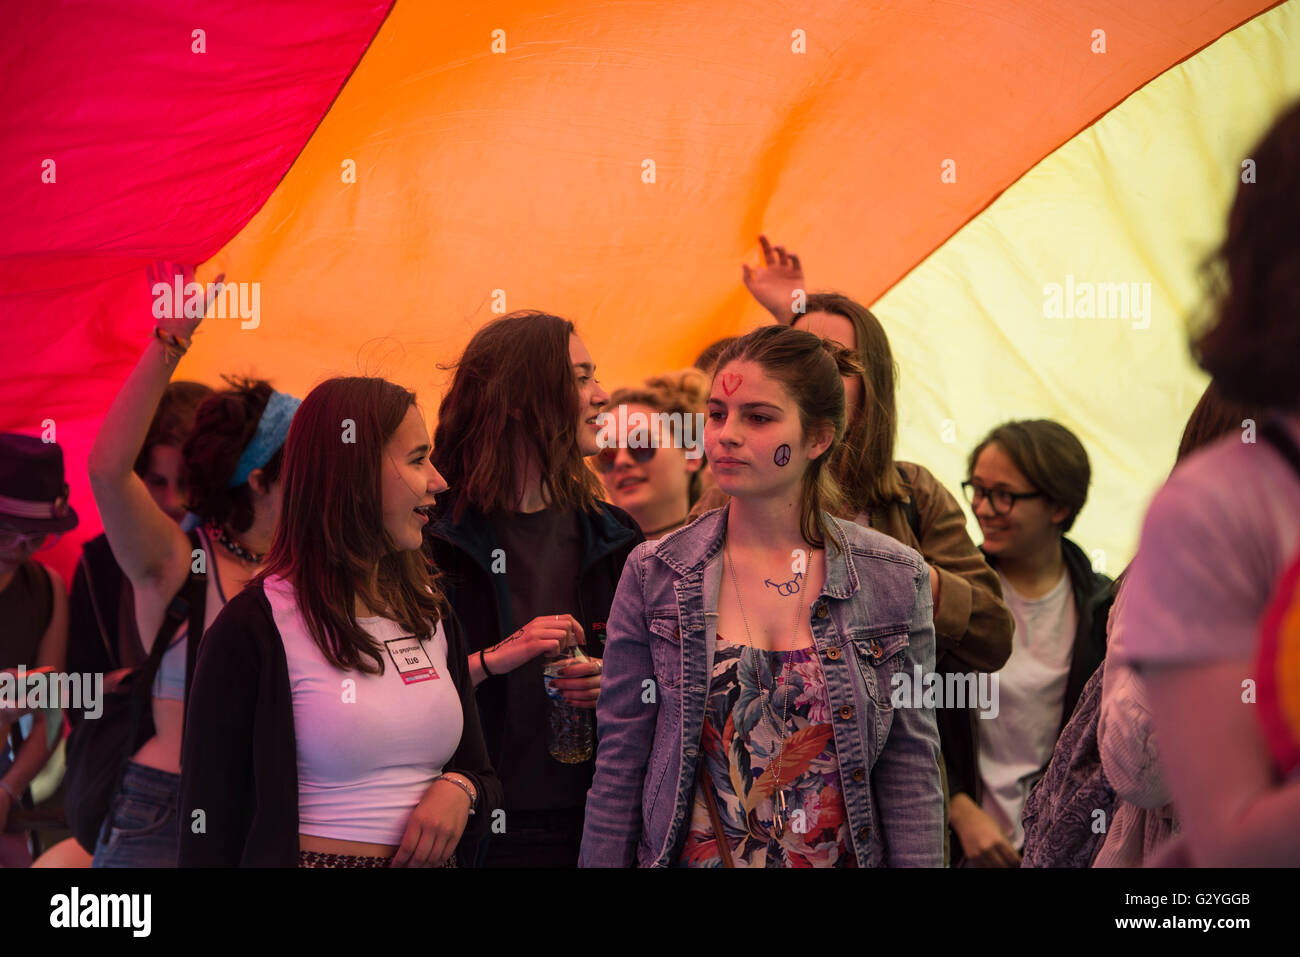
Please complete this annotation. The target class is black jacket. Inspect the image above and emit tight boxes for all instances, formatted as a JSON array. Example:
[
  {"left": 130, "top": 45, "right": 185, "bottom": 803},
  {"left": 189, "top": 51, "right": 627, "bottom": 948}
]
[
  {"left": 422, "top": 495, "right": 643, "bottom": 778},
  {"left": 950, "top": 537, "right": 1112, "bottom": 807},
  {"left": 177, "top": 584, "right": 502, "bottom": 867}
]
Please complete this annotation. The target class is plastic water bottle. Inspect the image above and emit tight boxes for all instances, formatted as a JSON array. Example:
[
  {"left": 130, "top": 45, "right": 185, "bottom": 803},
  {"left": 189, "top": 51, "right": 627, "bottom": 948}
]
[{"left": 542, "top": 646, "right": 595, "bottom": 763}]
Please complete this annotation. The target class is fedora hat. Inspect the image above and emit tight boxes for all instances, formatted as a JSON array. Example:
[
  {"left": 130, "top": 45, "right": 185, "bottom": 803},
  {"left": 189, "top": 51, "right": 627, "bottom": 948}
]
[{"left": 0, "top": 433, "right": 79, "bottom": 534}]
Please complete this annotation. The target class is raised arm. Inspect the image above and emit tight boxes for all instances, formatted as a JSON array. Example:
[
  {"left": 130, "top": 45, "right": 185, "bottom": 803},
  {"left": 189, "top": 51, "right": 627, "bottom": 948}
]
[
  {"left": 742, "top": 234, "right": 806, "bottom": 325},
  {"left": 87, "top": 264, "right": 219, "bottom": 594}
]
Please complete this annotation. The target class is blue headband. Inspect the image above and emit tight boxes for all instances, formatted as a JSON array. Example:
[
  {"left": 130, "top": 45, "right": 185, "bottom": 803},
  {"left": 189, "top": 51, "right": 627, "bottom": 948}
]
[{"left": 227, "top": 391, "right": 301, "bottom": 488}]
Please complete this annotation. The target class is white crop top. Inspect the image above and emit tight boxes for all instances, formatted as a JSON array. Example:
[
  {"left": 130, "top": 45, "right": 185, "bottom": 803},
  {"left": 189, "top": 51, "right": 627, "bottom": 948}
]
[{"left": 263, "top": 574, "right": 465, "bottom": 846}]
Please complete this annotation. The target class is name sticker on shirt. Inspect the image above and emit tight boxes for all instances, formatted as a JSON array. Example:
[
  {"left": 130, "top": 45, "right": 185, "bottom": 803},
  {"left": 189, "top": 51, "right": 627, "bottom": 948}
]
[{"left": 384, "top": 636, "right": 439, "bottom": 684}]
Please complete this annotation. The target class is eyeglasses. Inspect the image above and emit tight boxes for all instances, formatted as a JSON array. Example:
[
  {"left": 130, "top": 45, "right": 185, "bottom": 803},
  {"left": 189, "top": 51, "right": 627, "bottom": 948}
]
[
  {"left": 0, "top": 526, "right": 60, "bottom": 552},
  {"left": 593, "top": 445, "right": 658, "bottom": 474},
  {"left": 961, "top": 480, "right": 1043, "bottom": 516}
]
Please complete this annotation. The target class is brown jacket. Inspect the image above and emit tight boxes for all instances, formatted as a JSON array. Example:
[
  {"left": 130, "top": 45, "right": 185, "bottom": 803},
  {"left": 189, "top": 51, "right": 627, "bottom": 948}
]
[{"left": 688, "top": 460, "right": 1013, "bottom": 842}]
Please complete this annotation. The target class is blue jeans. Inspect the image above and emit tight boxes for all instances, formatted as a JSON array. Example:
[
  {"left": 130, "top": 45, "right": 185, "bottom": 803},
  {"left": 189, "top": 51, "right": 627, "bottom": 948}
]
[{"left": 91, "top": 761, "right": 180, "bottom": 868}]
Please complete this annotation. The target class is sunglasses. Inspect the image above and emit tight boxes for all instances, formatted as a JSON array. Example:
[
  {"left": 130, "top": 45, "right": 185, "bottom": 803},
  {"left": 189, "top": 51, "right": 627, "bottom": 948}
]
[
  {"left": 593, "top": 445, "right": 658, "bottom": 474},
  {"left": 0, "top": 527, "right": 60, "bottom": 552}
]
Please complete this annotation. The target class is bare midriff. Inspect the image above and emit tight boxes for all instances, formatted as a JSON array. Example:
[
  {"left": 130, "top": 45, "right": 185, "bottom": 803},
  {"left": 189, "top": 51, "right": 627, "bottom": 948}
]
[
  {"left": 298, "top": 834, "right": 399, "bottom": 858},
  {"left": 131, "top": 698, "right": 185, "bottom": 773}
]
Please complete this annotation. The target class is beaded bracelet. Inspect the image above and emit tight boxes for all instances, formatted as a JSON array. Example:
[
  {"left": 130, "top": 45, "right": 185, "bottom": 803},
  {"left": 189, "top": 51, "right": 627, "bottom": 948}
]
[{"left": 154, "top": 326, "right": 192, "bottom": 363}]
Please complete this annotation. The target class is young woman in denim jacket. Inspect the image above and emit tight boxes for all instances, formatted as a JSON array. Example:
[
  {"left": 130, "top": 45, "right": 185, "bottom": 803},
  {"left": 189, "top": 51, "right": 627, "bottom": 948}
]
[{"left": 581, "top": 326, "right": 944, "bottom": 867}]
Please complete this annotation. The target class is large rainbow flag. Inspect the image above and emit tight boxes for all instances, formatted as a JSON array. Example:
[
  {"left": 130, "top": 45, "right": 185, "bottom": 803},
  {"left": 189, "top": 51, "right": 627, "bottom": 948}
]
[{"left": 3, "top": 0, "right": 1298, "bottom": 582}]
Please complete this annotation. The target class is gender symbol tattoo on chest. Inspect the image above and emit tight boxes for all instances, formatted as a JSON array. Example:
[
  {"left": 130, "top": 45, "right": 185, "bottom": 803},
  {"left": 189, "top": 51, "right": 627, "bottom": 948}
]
[{"left": 764, "top": 571, "right": 803, "bottom": 596}]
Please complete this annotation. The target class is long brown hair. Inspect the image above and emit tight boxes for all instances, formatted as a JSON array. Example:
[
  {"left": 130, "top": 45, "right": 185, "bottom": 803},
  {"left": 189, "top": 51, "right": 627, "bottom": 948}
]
[
  {"left": 715, "top": 326, "right": 851, "bottom": 549},
  {"left": 256, "top": 377, "right": 446, "bottom": 675},
  {"left": 800, "top": 293, "right": 907, "bottom": 514},
  {"left": 433, "top": 311, "right": 603, "bottom": 520}
]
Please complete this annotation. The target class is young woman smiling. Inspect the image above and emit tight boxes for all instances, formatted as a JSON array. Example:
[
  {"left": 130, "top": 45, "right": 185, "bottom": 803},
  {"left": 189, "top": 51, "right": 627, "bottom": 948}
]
[
  {"left": 954, "top": 420, "right": 1111, "bottom": 865},
  {"left": 178, "top": 377, "right": 501, "bottom": 867}
]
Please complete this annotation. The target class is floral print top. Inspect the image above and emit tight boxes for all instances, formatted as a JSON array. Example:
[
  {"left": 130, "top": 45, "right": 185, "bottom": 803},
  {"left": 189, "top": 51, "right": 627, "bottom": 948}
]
[{"left": 679, "top": 635, "right": 857, "bottom": 867}]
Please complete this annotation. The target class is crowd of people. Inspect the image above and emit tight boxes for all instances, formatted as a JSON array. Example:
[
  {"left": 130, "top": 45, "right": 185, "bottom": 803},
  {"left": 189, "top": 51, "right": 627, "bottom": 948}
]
[{"left": 2, "top": 101, "right": 1298, "bottom": 868}]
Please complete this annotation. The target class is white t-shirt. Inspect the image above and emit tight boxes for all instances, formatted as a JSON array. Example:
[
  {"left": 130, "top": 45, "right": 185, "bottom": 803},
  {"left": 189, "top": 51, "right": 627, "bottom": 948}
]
[
  {"left": 978, "top": 569, "right": 1077, "bottom": 850},
  {"left": 263, "top": 574, "right": 464, "bottom": 846}
]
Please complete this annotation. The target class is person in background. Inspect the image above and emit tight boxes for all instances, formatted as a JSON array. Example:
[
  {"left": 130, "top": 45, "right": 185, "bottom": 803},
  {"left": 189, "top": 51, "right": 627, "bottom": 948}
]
[
  {"left": 33, "top": 381, "right": 214, "bottom": 870},
  {"left": 179, "top": 377, "right": 501, "bottom": 867},
  {"left": 425, "top": 311, "right": 643, "bottom": 866},
  {"left": 582, "top": 325, "right": 943, "bottom": 867},
  {"left": 85, "top": 263, "right": 297, "bottom": 867},
  {"left": 1113, "top": 100, "right": 1300, "bottom": 866},
  {"left": 1019, "top": 382, "right": 1262, "bottom": 867},
  {"left": 597, "top": 369, "right": 709, "bottom": 540},
  {"left": 701, "top": 241, "right": 1014, "bottom": 862},
  {"left": 68, "top": 380, "right": 212, "bottom": 720},
  {"left": 1092, "top": 382, "right": 1262, "bottom": 866},
  {"left": 956, "top": 419, "right": 1110, "bottom": 865},
  {"left": 0, "top": 434, "right": 75, "bottom": 868}
]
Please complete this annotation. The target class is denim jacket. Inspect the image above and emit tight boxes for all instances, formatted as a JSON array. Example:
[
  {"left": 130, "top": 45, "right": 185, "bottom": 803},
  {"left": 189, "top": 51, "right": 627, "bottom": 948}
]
[{"left": 580, "top": 504, "right": 944, "bottom": 867}]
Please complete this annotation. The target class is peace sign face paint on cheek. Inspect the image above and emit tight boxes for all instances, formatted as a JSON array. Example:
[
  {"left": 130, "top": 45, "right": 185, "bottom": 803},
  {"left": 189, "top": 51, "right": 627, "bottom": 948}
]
[{"left": 774, "top": 443, "right": 791, "bottom": 466}]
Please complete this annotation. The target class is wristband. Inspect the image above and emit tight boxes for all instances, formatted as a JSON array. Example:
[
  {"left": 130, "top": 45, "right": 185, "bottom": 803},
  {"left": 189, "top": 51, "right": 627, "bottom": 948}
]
[
  {"left": 154, "top": 326, "right": 191, "bottom": 363},
  {"left": 479, "top": 648, "right": 494, "bottom": 677},
  {"left": 438, "top": 774, "right": 477, "bottom": 814}
]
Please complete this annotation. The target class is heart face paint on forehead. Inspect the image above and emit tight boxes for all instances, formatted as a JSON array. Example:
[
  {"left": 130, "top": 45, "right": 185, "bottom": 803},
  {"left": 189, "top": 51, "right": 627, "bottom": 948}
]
[{"left": 721, "top": 373, "right": 742, "bottom": 396}]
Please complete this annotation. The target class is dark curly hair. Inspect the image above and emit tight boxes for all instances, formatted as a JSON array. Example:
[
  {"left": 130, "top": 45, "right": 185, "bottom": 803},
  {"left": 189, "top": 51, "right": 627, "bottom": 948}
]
[
  {"left": 181, "top": 375, "right": 284, "bottom": 532},
  {"left": 1193, "top": 99, "right": 1300, "bottom": 410}
]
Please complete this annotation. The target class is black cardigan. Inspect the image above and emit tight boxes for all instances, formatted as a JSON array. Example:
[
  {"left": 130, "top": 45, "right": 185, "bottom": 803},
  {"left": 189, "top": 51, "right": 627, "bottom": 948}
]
[
  {"left": 422, "top": 494, "right": 644, "bottom": 777},
  {"left": 177, "top": 584, "right": 502, "bottom": 867}
]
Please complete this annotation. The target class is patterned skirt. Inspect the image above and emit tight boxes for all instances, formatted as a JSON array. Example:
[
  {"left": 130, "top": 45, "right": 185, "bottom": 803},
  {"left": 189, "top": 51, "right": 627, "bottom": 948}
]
[{"left": 297, "top": 849, "right": 457, "bottom": 868}]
